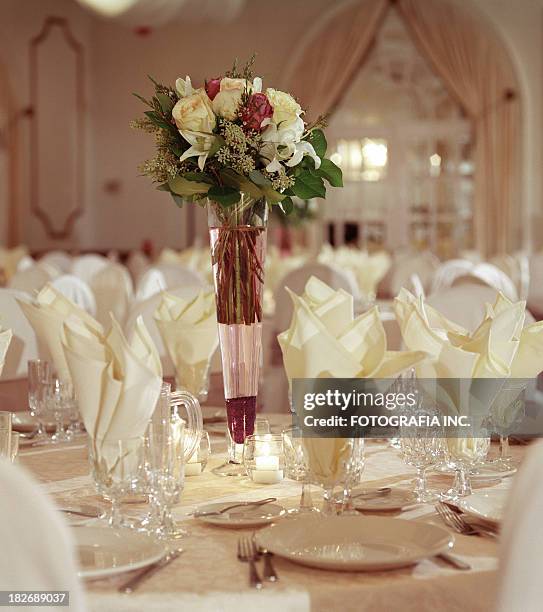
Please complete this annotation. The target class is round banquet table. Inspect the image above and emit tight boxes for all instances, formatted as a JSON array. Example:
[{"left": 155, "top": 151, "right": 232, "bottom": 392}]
[{"left": 13, "top": 408, "right": 521, "bottom": 612}]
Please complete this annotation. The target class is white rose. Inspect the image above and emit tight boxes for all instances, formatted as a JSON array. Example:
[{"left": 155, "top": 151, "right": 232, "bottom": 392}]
[
  {"left": 212, "top": 78, "right": 248, "bottom": 120},
  {"left": 172, "top": 89, "right": 215, "bottom": 134},
  {"left": 265, "top": 88, "right": 302, "bottom": 126}
]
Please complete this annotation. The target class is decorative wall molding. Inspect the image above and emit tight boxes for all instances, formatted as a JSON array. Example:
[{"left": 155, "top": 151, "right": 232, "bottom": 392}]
[{"left": 29, "top": 16, "right": 85, "bottom": 240}]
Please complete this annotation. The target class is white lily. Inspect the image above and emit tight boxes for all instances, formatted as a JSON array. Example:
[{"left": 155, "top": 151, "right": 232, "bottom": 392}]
[
  {"left": 179, "top": 129, "right": 215, "bottom": 171},
  {"left": 175, "top": 76, "right": 194, "bottom": 98},
  {"left": 252, "top": 77, "right": 263, "bottom": 94},
  {"left": 261, "top": 116, "right": 321, "bottom": 170},
  {"left": 286, "top": 140, "right": 321, "bottom": 169}
]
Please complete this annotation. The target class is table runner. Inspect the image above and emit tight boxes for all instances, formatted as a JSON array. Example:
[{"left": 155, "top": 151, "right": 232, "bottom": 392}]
[{"left": 17, "top": 419, "right": 513, "bottom": 612}]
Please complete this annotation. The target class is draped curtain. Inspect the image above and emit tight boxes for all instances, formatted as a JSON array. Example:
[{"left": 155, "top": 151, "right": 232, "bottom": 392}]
[{"left": 285, "top": 0, "right": 521, "bottom": 257}]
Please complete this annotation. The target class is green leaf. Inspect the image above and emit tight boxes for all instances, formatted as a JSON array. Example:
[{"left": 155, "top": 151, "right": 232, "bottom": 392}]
[
  {"left": 208, "top": 136, "right": 225, "bottom": 157},
  {"left": 168, "top": 176, "right": 210, "bottom": 197},
  {"left": 183, "top": 172, "right": 214, "bottom": 184},
  {"left": 144, "top": 111, "right": 176, "bottom": 133},
  {"left": 156, "top": 93, "right": 175, "bottom": 114},
  {"left": 156, "top": 183, "right": 170, "bottom": 192},
  {"left": 308, "top": 129, "right": 327, "bottom": 158},
  {"left": 292, "top": 171, "right": 326, "bottom": 199},
  {"left": 171, "top": 193, "right": 184, "bottom": 208},
  {"left": 220, "top": 169, "right": 263, "bottom": 201},
  {"left": 316, "top": 158, "right": 343, "bottom": 187},
  {"left": 208, "top": 185, "right": 241, "bottom": 207},
  {"left": 262, "top": 187, "right": 285, "bottom": 205},
  {"left": 249, "top": 170, "right": 272, "bottom": 187},
  {"left": 279, "top": 196, "right": 294, "bottom": 216}
]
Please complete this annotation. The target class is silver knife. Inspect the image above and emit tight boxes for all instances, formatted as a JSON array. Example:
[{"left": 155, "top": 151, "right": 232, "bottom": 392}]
[
  {"left": 118, "top": 549, "right": 183, "bottom": 593},
  {"left": 437, "top": 552, "right": 471, "bottom": 570}
]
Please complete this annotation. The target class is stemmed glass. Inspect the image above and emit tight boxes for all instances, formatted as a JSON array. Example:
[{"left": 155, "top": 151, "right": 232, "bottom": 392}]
[
  {"left": 0, "top": 411, "right": 12, "bottom": 460},
  {"left": 47, "top": 379, "right": 75, "bottom": 443},
  {"left": 443, "top": 436, "right": 490, "bottom": 499},
  {"left": 400, "top": 436, "right": 444, "bottom": 502},
  {"left": 282, "top": 427, "right": 319, "bottom": 516},
  {"left": 304, "top": 437, "right": 365, "bottom": 516},
  {"left": 89, "top": 436, "right": 145, "bottom": 527},
  {"left": 27, "top": 360, "right": 51, "bottom": 442}
]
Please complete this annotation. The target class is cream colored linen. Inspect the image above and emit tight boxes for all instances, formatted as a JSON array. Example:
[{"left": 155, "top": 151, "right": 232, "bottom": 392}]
[
  {"left": 18, "top": 284, "right": 103, "bottom": 381},
  {"left": 154, "top": 290, "right": 218, "bottom": 394},
  {"left": 278, "top": 276, "right": 425, "bottom": 381},
  {"left": 0, "top": 324, "right": 12, "bottom": 376},
  {"left": 63, "top": 315, "right": 162, "bottom": 447}
]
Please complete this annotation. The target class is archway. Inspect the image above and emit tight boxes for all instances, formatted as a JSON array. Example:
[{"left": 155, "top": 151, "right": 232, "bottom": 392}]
[{"left": 283, "top": 0, "right": 521, "bottom": 257}]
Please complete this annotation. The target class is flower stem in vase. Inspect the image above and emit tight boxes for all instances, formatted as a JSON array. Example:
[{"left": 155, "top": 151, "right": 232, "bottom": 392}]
[{"left": 208, "top": 199, "right": 267, "bottom": 477}]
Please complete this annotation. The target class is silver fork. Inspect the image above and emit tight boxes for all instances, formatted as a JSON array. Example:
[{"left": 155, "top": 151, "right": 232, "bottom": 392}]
[
  {"left": 238, "top": 537, "right": 263, "bottom": 589},
  {"left": 436, "top": 502, "right": 497, "bottom": 539}
]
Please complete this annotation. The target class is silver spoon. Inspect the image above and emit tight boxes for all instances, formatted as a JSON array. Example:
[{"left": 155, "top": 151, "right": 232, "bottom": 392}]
[
  {"left": 352, "top": 487, "right": 392, "bottom": 499},
  {"left": 193, "top": 497, "right": 277, "bottom": 517}
]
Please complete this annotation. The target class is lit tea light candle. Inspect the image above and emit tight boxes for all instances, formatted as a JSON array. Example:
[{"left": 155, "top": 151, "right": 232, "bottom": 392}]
[
  {"left": 185, "top": 451, "right": 202, "bottom": 477},
  {"left": 252, "top": 454, "right": 283, "bottom": 484}
]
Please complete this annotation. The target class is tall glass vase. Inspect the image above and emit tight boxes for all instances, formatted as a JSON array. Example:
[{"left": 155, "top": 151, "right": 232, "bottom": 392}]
[{"left": 208, "top": 196, "right": 268, "bottom": 476}]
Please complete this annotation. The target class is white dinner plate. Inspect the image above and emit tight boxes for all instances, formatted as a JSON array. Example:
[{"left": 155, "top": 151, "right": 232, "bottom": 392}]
[
  {"left": 72, "top": 526, "right": 166, "bottom": 579},
  {"left": 11, "top": 412, "right": 55, "bottom": 433},
  {"left": 435, "top": 463, "right": 516, "bottom": 480},
  {"left": 457, "top": 489, "right": 509, "bottom": 526},
  {"left": 354, "top": 488, "right": 416, "bottom": 512},
  {"left": 255, "top": 515, "right": 453, "bottom": 571},
  {"left": 194, "top": 501, "right": 286, "bottom": 528}
]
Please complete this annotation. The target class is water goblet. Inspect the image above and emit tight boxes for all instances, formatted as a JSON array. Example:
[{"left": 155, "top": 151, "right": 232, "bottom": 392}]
[
  {"left": 89, "top": 436, "right": 145, "bottom": 528},
  {"left": 47, "top": 379, "right": 75, "bottom": 443},
  {"left": 282, "top": 427, "right": 319, "bottom": 516},
  {"left": 400, "top": 435, "right": 445, "bottom": 502},
  {"left": 443, "top": 436, "right": 490, "bottom": 499},
  {"left": 27, "top": 360, "right": 51, "bottom": 442}
]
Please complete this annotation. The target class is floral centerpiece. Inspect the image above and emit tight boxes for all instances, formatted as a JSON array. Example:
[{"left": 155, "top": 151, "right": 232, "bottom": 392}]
[{"left": 133, "top": 56, "right": 342, "bottom": 474}]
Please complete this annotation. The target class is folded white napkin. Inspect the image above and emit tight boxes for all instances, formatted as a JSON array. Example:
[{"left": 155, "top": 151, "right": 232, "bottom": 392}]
[
  {"left": 0, "top": 324, "right": 12, "bottom": 376},
  {"left": 18, "top": 284, "right": 103, "bottom": 381},
  {"left": 318, "top": 245, "right": 391, "bottom": 301},
  {"left": 63, "top": 315, "right": 162, "bottom": 446},
  {"left": 0, "top": 245, "right": 29, "bottom": 281},
  {"left": 159, "top": 247, "right": 212, "bottom": 282},
  {"left": 278, "top": 276, "right": 425, "bottom": 380},
  {"left": 154, "top": 290, "right": 218, "bottom": 394}
]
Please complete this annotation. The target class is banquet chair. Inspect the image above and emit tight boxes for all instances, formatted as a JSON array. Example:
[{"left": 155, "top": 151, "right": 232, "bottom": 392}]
[
  {"left": 135, "top": 268, "right": 167, "bottom": 302},
  {"left": 50, "top": 275, "right": 97, "bottom": 316},
  {"left": 0, "top": 461, "right": 86, "bottom": 610},
  {"left": 70, "top": 254, "right": 110, "bottom": 284},
  {"left": 273, "top": 262, "right": 360, "bottom": 336},
  {"left": 154, "top": 262, "right": 206, "bottom": 290},
  {"left": 0, "top": 288, "right": 39, "bottom": 381},
  {"left": 125, "top": 249, "right": 149, "bottom": 284},
  {"left": 381, "top": 250, "right": 440, "bottom": 298},
  {"left": 40, "top": 250, "right": 73, "bottom": 274},
  {"left": 431, "top": 260, "right": 518, "bottom": 301},
  {"left": 496, "top": 440, "right": 543, "bottom": 612},
  {"left": 91, "top": 263, "right": 133, "bottom": 329},
  {"left": 7, "top": 264, "right": 57, "bottom": 296},
  {"left": 490, "top": 253, "right": 530, "bottom": 301},
  {"left": 16, "top": 255, "right": 35, "bottom": 272}
]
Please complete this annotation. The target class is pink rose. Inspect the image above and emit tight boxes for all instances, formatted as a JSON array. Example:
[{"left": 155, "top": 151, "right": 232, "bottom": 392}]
[
  {"left": 205, "top": 77, "right": 221, "bottom": 101},
  {"left": 241, "top": 93, "right": 273, "bottom": 132}
]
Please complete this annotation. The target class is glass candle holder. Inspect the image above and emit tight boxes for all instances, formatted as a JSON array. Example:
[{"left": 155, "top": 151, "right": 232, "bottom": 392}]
[
  {"left": 185, "top": 431, "right": 211, "bottom": 477},
  {"left": 243, "top": 434, "right": 284, "bottom": 484}
]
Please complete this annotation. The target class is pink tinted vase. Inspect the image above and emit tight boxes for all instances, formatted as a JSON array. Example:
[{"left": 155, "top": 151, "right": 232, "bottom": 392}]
[{"left": 208, "top": 197, "right": 267, "bottom": 476}]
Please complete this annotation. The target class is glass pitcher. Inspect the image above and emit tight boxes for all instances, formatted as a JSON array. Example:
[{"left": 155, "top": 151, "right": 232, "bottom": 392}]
[{"left": 153, "top": 383, "right": 203, "bottom": 467}]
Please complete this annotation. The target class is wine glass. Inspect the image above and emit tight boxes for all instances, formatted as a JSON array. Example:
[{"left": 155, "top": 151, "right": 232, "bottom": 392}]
[
  {"left": 304, "top": 437, "right": 365, "bottom": 516},
  {"left": 400, "top": 436, "right": 445, "bottom": 502},
  {"left": 282, "top": 427, "right": 319, "bottom": 516},
  {"left": 47, "top": 379, "right": 74, "bottom": 443},
  {"left": 443, "top": 436, "right": 490, "bottom": 499},
  {"left": 27, "top": 360, "right": 51, "bottom": 442},
  {"left": 89, "top": 436, "right": 145, "bottom": 527}
]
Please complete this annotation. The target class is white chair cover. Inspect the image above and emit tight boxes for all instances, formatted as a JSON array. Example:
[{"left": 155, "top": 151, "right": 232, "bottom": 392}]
[
  {"left": 497, "top": 440, "right": 543, "bottom": 612},
  {"left": 7, "top": 264, "right": 56, "bottom": 296},
  {"left": 91, "top": 263, "right": 133, "bottom": 330},
  {"left": 50, "top": 275, "right": 97, "bottom": 316},
  {"left": 490, "top": 253, "right": 530, "bottom": 300},
  {"left": 125, "top": 250, "right": 149, "bottom": 284},
  {"left": 124, "top": 286, "right": 205, "bottom": 378},
  {"left": 41, "top": 250, "right": 72, "bottom": 274},
  {"left": 154, "top": 263, "right": 206, "bottom": 289},
  {"left": 382, "top": 251, "right": 440, "bottom": 297},
  {"left": 0, "top": 289, "right": 39, "bottom": 379},
  {"left": 273, "top": 262, "right": 360, "bottom": 334},
  {"left": 71, "top": 254, "right": 110, "bottom": 284},
  {"left": 135, "top": 268, "right": 167, "bottom": 302},
  {"left": 16, "top": 255, "right": 35, "bottom": 272},
  {"left": 0, "top": 461, "right": 85, "bottom": 610},
  {"left": 431, "top": 260, "right": 518, "bottom": 301}
]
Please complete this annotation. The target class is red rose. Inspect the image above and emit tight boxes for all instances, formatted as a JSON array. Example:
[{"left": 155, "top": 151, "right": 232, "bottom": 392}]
[
  {"left": 241, "top": 93, "right": 273, "bottom": 132},
  {"left": 205, "top": 78, "right": 221, "bottom": 101}
]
